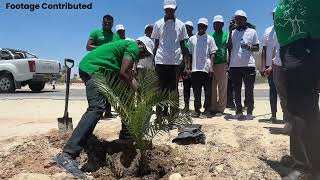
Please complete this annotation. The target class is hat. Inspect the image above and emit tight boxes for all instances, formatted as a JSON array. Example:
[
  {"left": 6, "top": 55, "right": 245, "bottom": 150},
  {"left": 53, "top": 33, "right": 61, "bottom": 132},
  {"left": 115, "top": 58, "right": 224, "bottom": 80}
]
[
  {"left": 213, "top": 15, "right": 224, "bottom": 23},
  {"left": 115, "top": 24, "right": 125, "bottom": 32},
  {"left": 163, "top": 0, "right": 176, "bottom": 9},
  {"left": 137, "top": 36, "right": 154, "bottom": 56},
  {"left": 234, "top": 10, "right": 247, "bottom": 18},
  {"left": 185, "top": 21, "right": 193, "bottom": 27},
  {"left": 198, "top": 18, "right": 208, "bottom": 26},
  {"left": 144, "top": 24, "right": 153, "bottom": 30}
]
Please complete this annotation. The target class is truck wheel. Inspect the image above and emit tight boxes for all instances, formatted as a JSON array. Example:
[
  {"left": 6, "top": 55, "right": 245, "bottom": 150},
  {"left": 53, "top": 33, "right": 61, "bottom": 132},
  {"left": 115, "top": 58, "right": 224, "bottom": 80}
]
[
  {"left": 0, "top": 74, "right": 16, "bottom": 93},
  {"left": 29, "top": 81, "right": 45, "bottom": 92}
]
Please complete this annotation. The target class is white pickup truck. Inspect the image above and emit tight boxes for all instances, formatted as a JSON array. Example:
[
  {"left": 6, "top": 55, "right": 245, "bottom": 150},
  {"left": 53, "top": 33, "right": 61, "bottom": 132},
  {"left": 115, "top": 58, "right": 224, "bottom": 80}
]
[{"left": 0, "top": 48, "right": 60, "bottom": 93}]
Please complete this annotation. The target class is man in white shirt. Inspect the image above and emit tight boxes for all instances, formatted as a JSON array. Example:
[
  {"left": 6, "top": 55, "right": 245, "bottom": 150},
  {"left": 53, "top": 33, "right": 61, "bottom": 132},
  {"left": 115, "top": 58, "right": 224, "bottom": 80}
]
[
  {"left": 151, "top": 0, "right": 189, "bottom": 116},
  {"left": 188, "top": 18, "right": 218, "bottom": 118},
  {"left": 137, "top": 25, "right": 155, "bottom": 73},
  {"left": 228, "top": 10, "right": 260, "bottom": 120}
]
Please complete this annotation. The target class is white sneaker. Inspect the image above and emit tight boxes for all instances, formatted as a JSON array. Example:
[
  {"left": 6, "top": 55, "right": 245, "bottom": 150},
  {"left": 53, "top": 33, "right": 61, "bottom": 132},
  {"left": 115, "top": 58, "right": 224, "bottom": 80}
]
[{"left": 245, "top": 114, "right": 254, "bottom": 120}]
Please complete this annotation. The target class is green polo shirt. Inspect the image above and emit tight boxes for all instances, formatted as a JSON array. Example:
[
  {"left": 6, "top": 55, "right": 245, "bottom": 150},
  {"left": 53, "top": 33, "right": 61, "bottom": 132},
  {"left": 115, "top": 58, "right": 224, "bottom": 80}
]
[
  {"left": 210, "top": 31, "right": 228, "bottom": 64},
  {"left": 79, "top": 40, "right": 140, "bottom": 75},
  {"left": 89, "top": 29, "right": 120, "bottom": 46},
  {"left": 274, "top": 0, "right": 320, "bottom": 47}
]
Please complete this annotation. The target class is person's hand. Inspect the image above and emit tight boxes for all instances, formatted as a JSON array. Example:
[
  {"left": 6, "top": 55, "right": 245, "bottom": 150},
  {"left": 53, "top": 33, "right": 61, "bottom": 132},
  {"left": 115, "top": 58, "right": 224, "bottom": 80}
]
[
  {"left": 131, "top": 78, "right": 139, "bottom": 91},
  {"left": 259, "top": 70, "right": 265, "bottom": 77},
  {"left": 209, "top": 67, "right": 214, "bottom": 77},
  {"left": 264, "top": 66, "right": 273, "bottom": 76},
  {"left": 184, "top": 67, "right": 191, "bottom": 75}
]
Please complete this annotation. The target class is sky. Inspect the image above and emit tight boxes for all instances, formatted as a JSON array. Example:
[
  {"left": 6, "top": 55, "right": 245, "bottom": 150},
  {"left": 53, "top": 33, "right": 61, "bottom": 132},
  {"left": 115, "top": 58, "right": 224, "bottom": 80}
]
[{"left": 1, "top": 0, "right": 277, "bottom": 74}]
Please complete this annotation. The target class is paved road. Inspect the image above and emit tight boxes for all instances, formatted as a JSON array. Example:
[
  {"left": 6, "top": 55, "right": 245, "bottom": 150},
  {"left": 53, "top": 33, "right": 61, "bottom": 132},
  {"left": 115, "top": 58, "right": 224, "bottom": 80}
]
[{"left": 0, "top": 88, "right": 269, "bottom": 100}]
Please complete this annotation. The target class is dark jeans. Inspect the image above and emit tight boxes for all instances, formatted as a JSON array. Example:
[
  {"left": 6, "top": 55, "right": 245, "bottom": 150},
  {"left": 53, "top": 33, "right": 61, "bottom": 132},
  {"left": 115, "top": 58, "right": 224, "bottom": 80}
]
[
  {"left": 280, "top": 38, "right": 320, "bottom": 171},
  {"left": 155, "top": 65, "right": 179, "bottom": 115},
  {"left": 230, "top": 67, "right": 256, "bottom": 114},
  {"left": 227, "top": 71, "right": 236, "bottom": 107},
  {"left": 183, "top": 75, "right": 192, "bottom": 107},
  {"left": 267, "top": 67, "right": 278, "bottom": 115},
  {"left": 191, "top": 72, "right": 212, "bottom": 111},
  {"left": 63, "top": 70, "right": 128, "bottom": 158}
]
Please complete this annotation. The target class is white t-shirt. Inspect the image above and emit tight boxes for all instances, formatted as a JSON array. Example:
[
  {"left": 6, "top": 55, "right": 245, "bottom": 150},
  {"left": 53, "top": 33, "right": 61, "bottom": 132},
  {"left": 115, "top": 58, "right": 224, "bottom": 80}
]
[
  {"left": 137, "top": 36, "right": 155, "bottom": 69},
  {"left": 188, "top": 33, "right": 218, "bottom": 73},
  {"left": 262, "top": 26, "right": 276, "bottom": 67},
  {"left": 229, "top": 28, "right": 259, "bottom": 67},
  {"left": 151, "top": 18, "right": 189, "bottom": 65}
]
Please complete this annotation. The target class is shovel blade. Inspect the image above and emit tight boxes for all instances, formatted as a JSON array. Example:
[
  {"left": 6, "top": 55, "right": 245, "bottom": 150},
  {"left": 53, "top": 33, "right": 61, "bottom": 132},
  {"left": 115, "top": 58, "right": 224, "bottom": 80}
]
[{"left": 58, "top": 117, "right": 73, "bottom": 132}]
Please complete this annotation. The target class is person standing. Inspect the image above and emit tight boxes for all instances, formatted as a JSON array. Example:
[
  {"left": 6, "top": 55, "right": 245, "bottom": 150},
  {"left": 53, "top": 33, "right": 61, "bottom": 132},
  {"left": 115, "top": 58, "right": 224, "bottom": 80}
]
[
  {"left": 151, "top": 0, "right": 189, "bottom": 116},
  {"left": 136, "top": 27, "right": 155, "bottom": 73},
  {"left": 210, "top": 15, "right": 229, "bottom": 116},
  {"left": 228, "top": 10, "right": 260, "bottom": 120},
  {"left": 188, "top": 18, "right": 217, "bottom": 118},
  {"left": 181, "top": 21, "right": 194, "bottom": 111},
  {"left": 54, "top": 39, "right": 153, "bottom": 178},
  {"left": 86, "top": 14, "right": 120, "bottom": 119},
  {"left": 274, "top": 1, "right": 320, "bottom": 179},
  {"left": 144, "top": 24, "right": 153, "bottom": 38},
  {"left": 115, "top": 24, "right": 134, "bottom": 41}
]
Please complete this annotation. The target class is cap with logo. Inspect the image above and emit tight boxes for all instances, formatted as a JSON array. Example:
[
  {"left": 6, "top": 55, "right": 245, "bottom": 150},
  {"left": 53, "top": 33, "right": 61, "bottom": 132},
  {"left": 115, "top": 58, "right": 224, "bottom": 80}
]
[
  {"left": 163, "top": 0, "right": 177, "bottom": 9},
  {"left": 198, "top": 18, "right": 208, "bottom": 26},
  {"left": 213, "top": 15, "right": 224, "bottom": 23}
]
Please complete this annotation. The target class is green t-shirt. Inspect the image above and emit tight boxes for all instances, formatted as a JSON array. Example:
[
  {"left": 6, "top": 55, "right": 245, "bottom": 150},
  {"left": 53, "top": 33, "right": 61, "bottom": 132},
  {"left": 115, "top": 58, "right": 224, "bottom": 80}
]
[
  {"left": 79, "top": 40, "right": 140, "bottom": 75},
  {"left": 89, "top": 29, "right": 120, "bottom": 46},
  {"left": 209, "top": 31, "right": 228, "bottom": 64},
  {"left": 274, "top": 0, "right": 320, "bottom": 47}
]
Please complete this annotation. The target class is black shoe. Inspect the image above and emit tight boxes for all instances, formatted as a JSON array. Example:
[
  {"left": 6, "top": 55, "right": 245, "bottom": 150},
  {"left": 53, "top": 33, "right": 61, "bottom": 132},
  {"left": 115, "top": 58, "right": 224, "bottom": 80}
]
[
  {"left": 270, "top": 115, "right": 277, "bottom": 124},
  {"left": 191, "top": 111, "right": 200, "bottom": 118},
  {"left": 202, "top": 110, "right": 212, "bottom": 118},
  {"left": 104, "top": 111, "right": 118, "bottom": 119},
  {"left": 54, "top": 153, "right": 86, "bottom": 178}
]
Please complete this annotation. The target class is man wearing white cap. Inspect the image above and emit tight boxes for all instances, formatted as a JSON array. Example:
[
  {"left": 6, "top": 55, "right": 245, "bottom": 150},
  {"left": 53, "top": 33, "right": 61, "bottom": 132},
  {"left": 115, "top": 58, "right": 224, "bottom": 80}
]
[
  {"left": 188, "top": 18, "right": 218, "bottom": 118},
  {"left": 228, "top": 10, "right": 260, "bottom": 120},
  {"left": 180, "top": 21, "right": 194, "bottom": 111},
  {"left": 54, "top": 39, "right": 153, "bottom": 178},
  {"left": 136, "top": 34, "right": 155, "bottom": 73},
  {"left": 152, "top": 0, "right": 189, "bottom": 117},
  {"left": 209, "top": 15, "right": 229, "bottom": 116},
  {"left": 115, "top": 24, "right": 134, "bottom": 41},
  {"left": 144, "top": 24, "right": 153, "bottom": 39},
  {"left": 86, "top": 14, "right": 120, "bottom": 119}
]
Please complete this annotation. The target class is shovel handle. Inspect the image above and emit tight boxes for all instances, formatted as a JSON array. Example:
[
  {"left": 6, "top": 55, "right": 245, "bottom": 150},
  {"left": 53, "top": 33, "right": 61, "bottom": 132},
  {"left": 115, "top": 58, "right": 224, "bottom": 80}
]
[{"left": 65, "top": 59, "right": 75, "bottom": 69}]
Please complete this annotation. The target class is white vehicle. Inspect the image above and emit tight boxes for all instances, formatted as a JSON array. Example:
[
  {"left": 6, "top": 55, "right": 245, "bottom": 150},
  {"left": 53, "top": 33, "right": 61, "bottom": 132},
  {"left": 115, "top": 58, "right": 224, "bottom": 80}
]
[{"left": 0, "top": 48, "right": 60, "bottom": 93}]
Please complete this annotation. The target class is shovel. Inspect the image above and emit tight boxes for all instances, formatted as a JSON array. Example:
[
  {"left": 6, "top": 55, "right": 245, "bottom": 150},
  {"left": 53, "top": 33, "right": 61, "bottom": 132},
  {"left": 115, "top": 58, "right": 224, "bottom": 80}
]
[{"left": 58, "top": 59, "right": 74, "bottom": 132}]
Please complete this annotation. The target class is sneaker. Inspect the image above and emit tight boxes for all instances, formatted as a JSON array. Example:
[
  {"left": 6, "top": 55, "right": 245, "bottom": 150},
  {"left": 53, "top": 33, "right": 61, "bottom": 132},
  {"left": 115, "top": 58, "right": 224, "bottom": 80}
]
[
  {"left": 233, "top": 113, "right": 244, "bottom": 120},
  {"left": 54, "top": 153, "right": 86, "bottom": 178},
  {"left": 245, "top": 114, "right": 254, "bottom": 120},
  {"left": 191, "top": 111, "right": 201, "bottom": 118},
  {"left": 202, "top": 110, "right": 212, "bottom": 118},
  {"left": 104, "top": 111, "right": 118, "bottom": 119}
]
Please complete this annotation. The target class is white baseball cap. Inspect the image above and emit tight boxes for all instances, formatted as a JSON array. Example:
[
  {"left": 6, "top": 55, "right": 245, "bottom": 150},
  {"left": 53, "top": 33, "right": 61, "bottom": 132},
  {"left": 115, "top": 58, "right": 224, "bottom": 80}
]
[
  {"left": 144, "top": 24, "right": 153, "bottom": 30},
  {"left": 137, "top": 36, "right": 154, "bottom": 56},
  {"left": 163, "top": 0, "right": 176, "bottom": 9},
  {"left": 115, "top": 24, "right": 125, "bottom": 32},
  {"left": 185, "top": 21, "right": 193, "bottom": 27},
  {"left": 213, "top": 15, "right": 224, "bottom": 23},
  {"left": 198, "top": 18, "right": 208, "bottom": 26},
  {"left": 234, "top": 10, "right": 247, "bottom": 18}
]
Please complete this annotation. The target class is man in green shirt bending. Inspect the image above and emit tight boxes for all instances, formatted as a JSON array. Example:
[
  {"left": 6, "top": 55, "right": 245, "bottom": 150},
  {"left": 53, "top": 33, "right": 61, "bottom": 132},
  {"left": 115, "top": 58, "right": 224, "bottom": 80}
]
[
  {"left": 209, "top": 15, "right": 229, "bottom": 115},
  {"left": 86, "top": 14, "right": 120, "bottom": 118},
  {"left": 54, "top": 39, "right": 153, "bottom": 178},
  {"left": 274, "top": 0, "right": 320, "bottom": 179}
]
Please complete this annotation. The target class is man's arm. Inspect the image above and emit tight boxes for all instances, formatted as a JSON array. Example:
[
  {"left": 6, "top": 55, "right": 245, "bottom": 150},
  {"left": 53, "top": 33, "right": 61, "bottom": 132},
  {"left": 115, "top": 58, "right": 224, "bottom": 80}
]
[
  {"left": 86, "top": 39, "right": 98, "bottom": 51},
  {"left": 119, "top": 57, "right": 138, "bottom": 91},
  {"left": 180, "top": 40, "right": 191, "bottom": 73},
  {"left": 260, "top": 46, "right": 267, "bottom": 75}
]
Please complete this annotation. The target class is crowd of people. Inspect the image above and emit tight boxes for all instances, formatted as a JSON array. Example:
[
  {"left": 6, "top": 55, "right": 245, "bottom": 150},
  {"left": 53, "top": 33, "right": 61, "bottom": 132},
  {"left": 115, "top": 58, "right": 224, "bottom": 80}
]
[{"left": 53, "top": 0, "right": 320, "bottom": 179}]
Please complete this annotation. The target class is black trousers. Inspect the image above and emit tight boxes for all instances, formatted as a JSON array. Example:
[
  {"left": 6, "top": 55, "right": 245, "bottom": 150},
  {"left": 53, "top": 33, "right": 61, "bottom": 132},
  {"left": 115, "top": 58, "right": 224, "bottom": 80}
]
[
  {"left": 183, "top": 75, "right": 192, "bottom": 107},
  {"left": 280, "top": 38, "right": 320, "bottom": 171},
  {"left": 230, "top": 67, "right": 256, "bottom": 114},
  {"left": 267, "top": 67, "right": 278, "bottom": 115},
  {"left": 227, "top": 71, "right": 236, "bottom": 107},
  {"left": 155, "top": 65, "right": 179, "bottom": 115},
  {"left": 191, "top": 72, "right": 212, "bottom": 111},
  {"left": 63, "top": 70, "right": 128, "bottom": 158}
]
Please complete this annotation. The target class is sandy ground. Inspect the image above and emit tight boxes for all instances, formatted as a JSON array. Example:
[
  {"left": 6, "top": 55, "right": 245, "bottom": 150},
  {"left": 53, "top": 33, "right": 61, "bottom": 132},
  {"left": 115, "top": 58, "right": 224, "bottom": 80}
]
[{"left": 0, "top": 93, "right": 291, "bottom": 179}]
